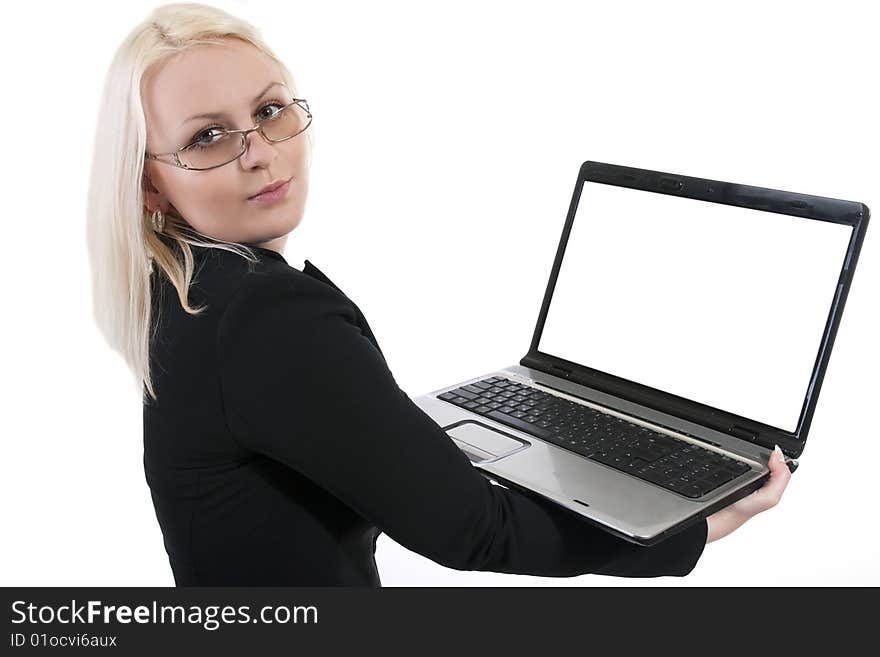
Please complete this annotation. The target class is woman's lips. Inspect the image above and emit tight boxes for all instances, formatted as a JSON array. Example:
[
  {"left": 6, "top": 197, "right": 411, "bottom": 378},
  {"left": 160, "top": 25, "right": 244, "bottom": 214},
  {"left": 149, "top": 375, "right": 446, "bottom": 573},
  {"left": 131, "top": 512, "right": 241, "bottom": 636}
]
[{"left": 248, "top": 179, "right": 291, "bottom": 204}]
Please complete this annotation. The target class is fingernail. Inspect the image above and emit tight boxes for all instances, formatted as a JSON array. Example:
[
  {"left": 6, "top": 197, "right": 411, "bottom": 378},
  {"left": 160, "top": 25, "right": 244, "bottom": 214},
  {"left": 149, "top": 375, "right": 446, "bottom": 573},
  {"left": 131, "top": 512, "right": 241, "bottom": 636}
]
[{"left": 774, "top": 444, "right": 784, "bottom": 461}]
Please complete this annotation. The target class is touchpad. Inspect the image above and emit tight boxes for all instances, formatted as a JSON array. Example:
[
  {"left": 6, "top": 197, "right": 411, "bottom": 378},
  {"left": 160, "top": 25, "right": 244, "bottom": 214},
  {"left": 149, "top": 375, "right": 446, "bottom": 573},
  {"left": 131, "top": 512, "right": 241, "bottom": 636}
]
[{"left": 445, "top": 420, "right": 530, "bottom": 463}]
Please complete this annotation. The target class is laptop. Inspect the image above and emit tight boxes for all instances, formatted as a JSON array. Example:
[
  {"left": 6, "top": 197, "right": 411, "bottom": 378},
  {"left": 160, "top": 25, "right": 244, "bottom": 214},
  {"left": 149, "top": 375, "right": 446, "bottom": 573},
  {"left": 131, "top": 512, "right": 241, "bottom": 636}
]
[{"left": 412, "top": 161, "right": 869, "bottom": 546}]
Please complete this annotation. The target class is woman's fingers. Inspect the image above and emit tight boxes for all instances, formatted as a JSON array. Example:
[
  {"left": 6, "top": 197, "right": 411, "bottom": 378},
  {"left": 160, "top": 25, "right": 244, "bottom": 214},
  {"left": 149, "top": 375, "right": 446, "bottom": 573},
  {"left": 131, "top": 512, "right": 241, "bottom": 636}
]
[
  {"left": 765, "top": 445, "right": 793, "bottom": 506},
  {"left": 729, "top": 445, "right": 793, "bottom": 518}
]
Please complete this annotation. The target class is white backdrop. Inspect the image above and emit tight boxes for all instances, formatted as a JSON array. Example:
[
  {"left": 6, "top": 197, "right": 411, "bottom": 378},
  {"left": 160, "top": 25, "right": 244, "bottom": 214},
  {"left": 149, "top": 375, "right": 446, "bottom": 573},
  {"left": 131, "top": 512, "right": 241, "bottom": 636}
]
[{"left": 1, "top": 0, "right": 876, "bottom": 586}]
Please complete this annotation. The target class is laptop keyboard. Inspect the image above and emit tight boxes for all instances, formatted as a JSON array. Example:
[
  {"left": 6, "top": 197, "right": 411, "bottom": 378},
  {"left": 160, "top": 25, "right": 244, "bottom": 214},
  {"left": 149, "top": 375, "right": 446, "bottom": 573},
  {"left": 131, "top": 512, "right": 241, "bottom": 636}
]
[{"left": 438, "top": 376, "right": 752, "bottom": 499}]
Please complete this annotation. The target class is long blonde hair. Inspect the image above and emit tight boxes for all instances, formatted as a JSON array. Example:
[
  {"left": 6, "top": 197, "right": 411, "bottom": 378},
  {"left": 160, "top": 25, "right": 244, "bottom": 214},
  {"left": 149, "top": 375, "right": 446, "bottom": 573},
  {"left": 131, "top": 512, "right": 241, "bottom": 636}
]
[{"left": 85, "top": 2, "right": 313, "bottom": 405}]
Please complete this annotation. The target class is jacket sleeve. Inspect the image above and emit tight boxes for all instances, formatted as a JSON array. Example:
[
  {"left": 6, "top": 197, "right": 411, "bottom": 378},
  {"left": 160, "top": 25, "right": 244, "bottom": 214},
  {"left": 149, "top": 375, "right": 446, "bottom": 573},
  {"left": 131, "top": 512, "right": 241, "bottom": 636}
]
[{"left": 216, "top": 272, "right": 708, "bottom": 578}]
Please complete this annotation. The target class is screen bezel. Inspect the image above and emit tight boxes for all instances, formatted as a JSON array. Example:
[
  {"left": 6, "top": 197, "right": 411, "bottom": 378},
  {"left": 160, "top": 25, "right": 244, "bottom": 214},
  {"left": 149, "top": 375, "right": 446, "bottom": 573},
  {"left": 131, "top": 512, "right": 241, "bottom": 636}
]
[{"left": 521, "top": 161, "right": 869, "bottom": 458}]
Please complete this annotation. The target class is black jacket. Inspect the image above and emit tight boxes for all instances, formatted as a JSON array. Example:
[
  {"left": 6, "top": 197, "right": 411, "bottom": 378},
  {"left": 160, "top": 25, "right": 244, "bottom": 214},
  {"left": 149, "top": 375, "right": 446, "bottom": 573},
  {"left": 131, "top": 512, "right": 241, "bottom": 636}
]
[{"left": 143, "top": 243, "right": 708, "bottom": 585}]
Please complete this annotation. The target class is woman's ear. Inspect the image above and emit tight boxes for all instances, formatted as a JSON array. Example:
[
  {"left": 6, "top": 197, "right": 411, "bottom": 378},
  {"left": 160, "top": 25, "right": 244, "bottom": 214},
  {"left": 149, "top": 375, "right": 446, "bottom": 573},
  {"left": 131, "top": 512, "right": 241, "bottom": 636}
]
[{"left": 142, "top": 168, "right": 169, "bottom": 214}]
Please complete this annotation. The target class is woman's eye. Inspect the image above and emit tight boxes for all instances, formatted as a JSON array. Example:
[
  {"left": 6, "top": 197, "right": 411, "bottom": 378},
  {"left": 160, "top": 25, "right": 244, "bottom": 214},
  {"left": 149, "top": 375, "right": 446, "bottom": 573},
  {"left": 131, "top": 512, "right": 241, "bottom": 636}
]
[
  {"left": 193, "top": 128, "right": 224, "bottom": 145},
  {"left": 257, "top": 102, "right": 285, "bottom": 120}
]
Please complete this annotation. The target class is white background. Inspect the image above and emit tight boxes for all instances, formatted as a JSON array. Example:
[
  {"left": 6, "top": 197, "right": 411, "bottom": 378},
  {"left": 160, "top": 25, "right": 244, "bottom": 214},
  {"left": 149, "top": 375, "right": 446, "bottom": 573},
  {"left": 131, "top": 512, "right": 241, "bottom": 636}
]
[{"left": 1, "top": 0, "right": 876, "bottom": 586}]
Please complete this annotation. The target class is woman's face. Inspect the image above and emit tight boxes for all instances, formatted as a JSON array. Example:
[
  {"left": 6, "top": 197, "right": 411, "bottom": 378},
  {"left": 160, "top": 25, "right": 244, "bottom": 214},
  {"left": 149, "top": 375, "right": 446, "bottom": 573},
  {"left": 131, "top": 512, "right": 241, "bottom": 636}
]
[{"left": 141, "top": 39, "right": 309, "bottom": 249}]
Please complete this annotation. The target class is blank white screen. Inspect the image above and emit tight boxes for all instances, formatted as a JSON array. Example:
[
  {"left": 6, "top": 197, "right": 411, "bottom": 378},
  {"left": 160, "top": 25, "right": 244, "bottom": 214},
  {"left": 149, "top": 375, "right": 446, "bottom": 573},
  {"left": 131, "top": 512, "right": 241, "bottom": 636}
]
[{"left": 537, "top": 181, "right": 852, "bottom": 432}]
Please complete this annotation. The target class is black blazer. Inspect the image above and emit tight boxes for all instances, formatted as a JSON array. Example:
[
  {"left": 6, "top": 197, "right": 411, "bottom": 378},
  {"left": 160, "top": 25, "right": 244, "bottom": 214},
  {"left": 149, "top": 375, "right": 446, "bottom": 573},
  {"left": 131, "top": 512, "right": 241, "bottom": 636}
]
[{"left": 143, "top": 243, "right": 708, "bottom": 586}]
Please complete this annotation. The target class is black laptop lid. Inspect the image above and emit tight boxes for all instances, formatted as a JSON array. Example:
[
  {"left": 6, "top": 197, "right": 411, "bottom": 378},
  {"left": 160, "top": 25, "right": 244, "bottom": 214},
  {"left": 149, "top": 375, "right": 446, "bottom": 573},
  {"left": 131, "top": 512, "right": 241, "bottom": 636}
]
[{"left": 522, "top": 161, "right": 869, "bottom": 458}]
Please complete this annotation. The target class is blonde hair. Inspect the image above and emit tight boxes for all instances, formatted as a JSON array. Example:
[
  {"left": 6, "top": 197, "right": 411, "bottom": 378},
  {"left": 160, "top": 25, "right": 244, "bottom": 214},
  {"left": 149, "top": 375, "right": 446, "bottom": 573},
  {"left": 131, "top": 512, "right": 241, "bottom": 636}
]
[{"left": 85, "top": 2, "right": 313, "bottom": 405}]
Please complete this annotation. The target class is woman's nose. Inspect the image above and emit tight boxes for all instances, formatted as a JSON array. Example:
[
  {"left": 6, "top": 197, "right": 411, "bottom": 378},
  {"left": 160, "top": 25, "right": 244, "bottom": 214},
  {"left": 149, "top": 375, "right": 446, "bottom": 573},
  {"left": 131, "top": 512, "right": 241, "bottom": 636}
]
[{"left": 239, "top": 128, "right": 277, "bottom": 167}]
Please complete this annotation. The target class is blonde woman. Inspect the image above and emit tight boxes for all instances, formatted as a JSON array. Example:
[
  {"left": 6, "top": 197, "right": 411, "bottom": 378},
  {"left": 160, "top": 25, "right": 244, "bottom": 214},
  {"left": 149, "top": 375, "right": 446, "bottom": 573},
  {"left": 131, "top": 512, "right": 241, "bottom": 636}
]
[{"left": 86, "top": 3, "right": 790, "bottom": 586}]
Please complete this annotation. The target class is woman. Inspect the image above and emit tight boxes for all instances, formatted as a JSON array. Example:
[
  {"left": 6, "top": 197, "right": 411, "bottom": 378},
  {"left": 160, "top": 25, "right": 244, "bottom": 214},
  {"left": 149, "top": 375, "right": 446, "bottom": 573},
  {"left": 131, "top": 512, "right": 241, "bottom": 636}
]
[{"left": 86, "top": 3, "right": 790, "bottom": 586}]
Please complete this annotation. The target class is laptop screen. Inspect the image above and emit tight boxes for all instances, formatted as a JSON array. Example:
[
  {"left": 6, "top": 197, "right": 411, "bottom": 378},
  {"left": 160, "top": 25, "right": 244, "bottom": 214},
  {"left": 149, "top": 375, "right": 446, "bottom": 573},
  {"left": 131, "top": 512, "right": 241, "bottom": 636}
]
[{"left": 537, "top": 180, "right": 853, "bottom": 433}]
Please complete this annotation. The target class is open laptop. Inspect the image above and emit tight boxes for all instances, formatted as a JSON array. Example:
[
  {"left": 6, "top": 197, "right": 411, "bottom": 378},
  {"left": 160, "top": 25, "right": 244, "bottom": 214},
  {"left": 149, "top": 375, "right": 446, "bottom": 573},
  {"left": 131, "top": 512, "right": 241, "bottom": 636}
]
[{"left": 413, "top": 161, "right": 869, "bottom": 546}]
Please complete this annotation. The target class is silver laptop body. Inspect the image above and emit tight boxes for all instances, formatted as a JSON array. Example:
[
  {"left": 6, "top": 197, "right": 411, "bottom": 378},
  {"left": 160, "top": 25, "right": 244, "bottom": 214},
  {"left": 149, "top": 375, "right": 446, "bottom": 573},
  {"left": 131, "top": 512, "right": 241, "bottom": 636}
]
[{"left": 412, "top": 161, "right": 868, "bottom": 546}]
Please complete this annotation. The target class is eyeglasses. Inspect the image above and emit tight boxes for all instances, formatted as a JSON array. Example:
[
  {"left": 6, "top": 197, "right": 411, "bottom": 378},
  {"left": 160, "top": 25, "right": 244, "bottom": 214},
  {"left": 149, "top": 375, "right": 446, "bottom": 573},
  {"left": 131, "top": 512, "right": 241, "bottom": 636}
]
[{"left": 145, "top": 98, "right": 312, "bottom": 171}]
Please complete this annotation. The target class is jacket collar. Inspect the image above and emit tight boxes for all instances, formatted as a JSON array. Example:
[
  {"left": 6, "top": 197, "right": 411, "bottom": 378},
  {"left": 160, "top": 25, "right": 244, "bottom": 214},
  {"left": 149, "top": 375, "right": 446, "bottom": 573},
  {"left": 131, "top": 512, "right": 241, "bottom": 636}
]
[
  {"left": 246, "top": 245, "right": 340, "bottom": 292},
  {"left": 234, "top": 243, "right": 344, "bottom": 297},
  {"left": 302, "top": 259, "right": 342, "bottom": 293}
]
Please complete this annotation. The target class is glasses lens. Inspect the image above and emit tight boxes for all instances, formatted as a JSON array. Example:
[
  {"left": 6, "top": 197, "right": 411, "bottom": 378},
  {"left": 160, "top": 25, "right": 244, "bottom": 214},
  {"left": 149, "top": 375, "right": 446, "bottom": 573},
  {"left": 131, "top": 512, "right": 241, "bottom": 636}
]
[
  {"left": 179, "top": 131, "right": 245, "bottom": 170},
  {"left": 262, "top": 101, "right": 311, "bottom": 141},
  {"left": 177, "top": 101, "right": 311, "bottom": 170}
]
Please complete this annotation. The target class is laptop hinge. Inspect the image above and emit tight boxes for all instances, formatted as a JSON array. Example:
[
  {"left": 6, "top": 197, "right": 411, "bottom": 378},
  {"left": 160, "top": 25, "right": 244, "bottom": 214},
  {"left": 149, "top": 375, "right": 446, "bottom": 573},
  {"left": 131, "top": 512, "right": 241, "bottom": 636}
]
[
  {"left": 550, "top": 364, "right": 572, "bottom": 377},
  {"left": 730, "top": 425, "right": 759, "bottom": 441}
]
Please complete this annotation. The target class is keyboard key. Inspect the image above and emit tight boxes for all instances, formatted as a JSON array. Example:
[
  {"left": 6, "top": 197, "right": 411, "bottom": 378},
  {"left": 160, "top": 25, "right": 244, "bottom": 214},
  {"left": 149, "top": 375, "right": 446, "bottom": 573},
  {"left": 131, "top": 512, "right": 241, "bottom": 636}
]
[
  {"left": 634, "top": 466, "right": 669, "bottom": 486},
  {"left": 620, "top": 459, "right": 648, "bottom": 472},
  {"left": 682, "top": 484, "right": 704, "bottom": 498},
  {"left": 589, "top": 451, "right": 616, "bottom": 466},
  {"left": 676, "top": 472, "right": 697, "bottom": 484},
  {"left": 631, "top": 447, "right": 665, "bottom": 463},
  {"left": 486, "top": 410, "right": 552, "bottom": 439},
  {"left": 703, "top": 469, "right": 736, "bottom": 486}
]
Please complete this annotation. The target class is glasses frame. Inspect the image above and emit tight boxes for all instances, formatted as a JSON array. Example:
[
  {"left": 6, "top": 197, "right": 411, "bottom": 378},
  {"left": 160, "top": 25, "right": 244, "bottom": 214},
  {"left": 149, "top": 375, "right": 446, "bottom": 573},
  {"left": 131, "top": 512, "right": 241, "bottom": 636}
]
[{"left": 144, "top": 98, "right": 312, "bottom": 171}]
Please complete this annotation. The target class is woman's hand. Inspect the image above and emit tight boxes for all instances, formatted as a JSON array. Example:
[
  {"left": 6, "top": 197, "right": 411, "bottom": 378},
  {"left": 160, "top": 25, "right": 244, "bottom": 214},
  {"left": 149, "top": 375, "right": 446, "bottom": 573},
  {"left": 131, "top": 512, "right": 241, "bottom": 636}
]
[{"left": 705, "top": 445, "right": 792, "bottom": 544}]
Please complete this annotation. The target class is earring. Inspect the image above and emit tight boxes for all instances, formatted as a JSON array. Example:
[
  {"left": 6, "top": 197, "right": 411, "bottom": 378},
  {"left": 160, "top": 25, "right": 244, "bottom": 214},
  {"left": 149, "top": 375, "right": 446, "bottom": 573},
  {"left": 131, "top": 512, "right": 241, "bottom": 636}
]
[{"left": 151, "top": 208, "right": 165, "bottom": 233}]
